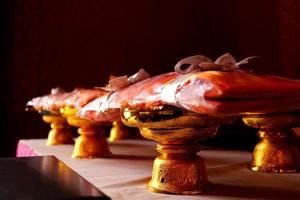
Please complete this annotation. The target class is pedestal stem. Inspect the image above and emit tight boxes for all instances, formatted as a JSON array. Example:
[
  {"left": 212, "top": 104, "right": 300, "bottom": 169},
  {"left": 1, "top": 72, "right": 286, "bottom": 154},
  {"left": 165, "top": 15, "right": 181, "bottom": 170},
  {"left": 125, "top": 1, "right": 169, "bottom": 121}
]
[
  {"left": 43, "top": 115, "right": 74, "bottom": 146},
  {"left": 72, "top": 126, "right": 111, "bottom": 158},
  {"left": 109, "top": 121, "right": 130, "bottom": 142},
  {"left": 249, "top": 130, "right": 300, "bottom": 172},
  {"left": 148, "top": 142, "right": 209, "bottom": 194}
]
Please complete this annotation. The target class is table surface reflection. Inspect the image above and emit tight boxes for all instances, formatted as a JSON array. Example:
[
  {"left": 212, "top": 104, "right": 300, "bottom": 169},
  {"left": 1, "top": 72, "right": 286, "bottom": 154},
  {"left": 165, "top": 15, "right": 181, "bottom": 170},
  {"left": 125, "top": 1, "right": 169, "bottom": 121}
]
[{"left": 0, "top": 156, "right": 109, "bottom": 199}]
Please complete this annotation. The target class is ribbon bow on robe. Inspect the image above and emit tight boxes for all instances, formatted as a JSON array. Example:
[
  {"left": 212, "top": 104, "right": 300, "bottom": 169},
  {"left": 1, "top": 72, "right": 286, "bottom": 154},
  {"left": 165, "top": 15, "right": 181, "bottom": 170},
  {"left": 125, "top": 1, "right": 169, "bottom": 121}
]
[
  {"left": 102, "top": 68, "right": 150, "bottom": 92},
  {"left": 175, "top": 53, "right": 258, "bottom": 74}
]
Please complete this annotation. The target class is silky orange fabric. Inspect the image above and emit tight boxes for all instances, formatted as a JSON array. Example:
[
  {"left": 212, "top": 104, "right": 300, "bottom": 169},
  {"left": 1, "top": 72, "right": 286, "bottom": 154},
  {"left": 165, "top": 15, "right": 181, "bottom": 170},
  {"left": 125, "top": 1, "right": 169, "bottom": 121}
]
[
  {"left": 189, "top": 71, "right": 300, "bottom": 99},
  {"left": 64, "top": 88, "right": 107, "bottom": 109},
  {"left": 79, "top": 70, "right": 300, "bottom": 121},
  {"left": 78, "top": 72, "right": 177, "bottom": 121},
  {"left": 175, "top": 71, "right": 300, "bottom": 114},
  {"left": 27, "top": 88, "right": 107, "bottom": 113},
  {"left": 26, "top": 89, "right": 74, "bottom": 113}
]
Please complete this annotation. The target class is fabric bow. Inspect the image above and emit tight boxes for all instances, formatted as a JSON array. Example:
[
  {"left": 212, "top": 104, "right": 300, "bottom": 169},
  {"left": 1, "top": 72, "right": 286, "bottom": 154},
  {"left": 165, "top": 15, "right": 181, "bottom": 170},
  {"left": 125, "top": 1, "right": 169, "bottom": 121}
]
[
  {"left": 102, "top": 68, "right": 150, "bottom": 92},
  {"left": 175, "top": 53, "right": 258, "bottom": 74}
]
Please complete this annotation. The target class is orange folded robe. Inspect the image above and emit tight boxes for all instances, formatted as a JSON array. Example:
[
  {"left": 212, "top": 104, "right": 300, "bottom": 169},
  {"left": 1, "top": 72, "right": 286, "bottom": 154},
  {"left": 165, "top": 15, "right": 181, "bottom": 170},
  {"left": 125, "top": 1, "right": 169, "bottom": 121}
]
[
  {"left": 79, "top": 71, "right": 300, "bottom": 121},
  {"left": 174, "top": 71, "right": 300, "bottom": 114},
  {"left": 27, "top": 88, "right": 107, "bottom": 113},
  {"left": 64, "top": 88, "right": 107, "bottom": 109}
]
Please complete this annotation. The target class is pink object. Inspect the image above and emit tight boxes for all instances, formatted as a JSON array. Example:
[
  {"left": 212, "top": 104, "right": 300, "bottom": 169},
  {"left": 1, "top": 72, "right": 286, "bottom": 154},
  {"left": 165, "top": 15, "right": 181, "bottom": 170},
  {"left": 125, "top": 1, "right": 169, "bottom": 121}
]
[{"left": 16, "top": 140, "right": 38, "bottom": 157}]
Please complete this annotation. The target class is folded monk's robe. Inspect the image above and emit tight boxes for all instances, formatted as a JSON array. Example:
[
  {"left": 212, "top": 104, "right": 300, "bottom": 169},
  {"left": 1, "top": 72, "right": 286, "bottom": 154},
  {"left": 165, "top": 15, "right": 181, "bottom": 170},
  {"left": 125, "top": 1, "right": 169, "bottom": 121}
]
[
  {"left": 27, "top": 88, "right": 107, "bottom": 113},
  {"left": 173, "top": 71, "right": 300, "bottom": 114},
  {"left": 78, "top": 70, "right": 300, "bottom": 121},
  {"left": 63, "top": 88, "right": 107, "bottom": 110},
  {"left": 26, "top": 87, "right": 70, "bottom": 113}
]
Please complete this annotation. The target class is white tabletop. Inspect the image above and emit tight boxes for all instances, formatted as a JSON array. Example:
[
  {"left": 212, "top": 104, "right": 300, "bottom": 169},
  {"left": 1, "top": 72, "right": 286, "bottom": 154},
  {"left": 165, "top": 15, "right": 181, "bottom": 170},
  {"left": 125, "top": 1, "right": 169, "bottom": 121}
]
[{"left": 17, "top": 139, "right": 300, "bottom": 200}]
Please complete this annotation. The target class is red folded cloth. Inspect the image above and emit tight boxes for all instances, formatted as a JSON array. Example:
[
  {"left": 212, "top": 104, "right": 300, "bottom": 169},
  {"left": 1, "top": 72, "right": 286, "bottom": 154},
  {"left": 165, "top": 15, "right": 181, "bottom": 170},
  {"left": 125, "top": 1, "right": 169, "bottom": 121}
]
[
  {"left": 26, "top": 87, "right": 69, "bottom": 113},
  {"left": 27, "top": 88, "right": 107, "bottom": 113},
  {"left": 64, "top": 88, "right": 107, "bottom": 109},
  {"left": 79, "top": 70, "right": 300, "bottom": 121},
  {"left": 174, "top": 71, "right": 300, "bottom": 114},
  {"left": 78, "top": 72, "right": 177, "bottom": 121}
]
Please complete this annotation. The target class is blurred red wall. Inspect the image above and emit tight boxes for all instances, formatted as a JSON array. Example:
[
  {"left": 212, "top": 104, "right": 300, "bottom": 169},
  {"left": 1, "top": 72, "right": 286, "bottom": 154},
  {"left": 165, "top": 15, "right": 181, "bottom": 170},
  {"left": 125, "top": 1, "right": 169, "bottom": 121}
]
[{"left": 0, "top": 0, "right": 299, "bottom": 156}]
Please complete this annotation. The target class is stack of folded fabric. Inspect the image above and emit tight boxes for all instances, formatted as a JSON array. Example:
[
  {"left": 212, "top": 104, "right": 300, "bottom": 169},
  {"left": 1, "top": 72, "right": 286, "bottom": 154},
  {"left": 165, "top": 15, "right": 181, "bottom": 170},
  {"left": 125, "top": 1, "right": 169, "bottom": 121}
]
[
  {"left": 78, "top": 53, "right": 300, "bottom": 121},
  {"left": 27, "top": 87, "right": 70, "bottom": 113},
  {"left": 63, "top": 88, "right": 107, "bottom": 110},
  {"left": 27, "top": 88, "right": 107, "bottom": 113}
]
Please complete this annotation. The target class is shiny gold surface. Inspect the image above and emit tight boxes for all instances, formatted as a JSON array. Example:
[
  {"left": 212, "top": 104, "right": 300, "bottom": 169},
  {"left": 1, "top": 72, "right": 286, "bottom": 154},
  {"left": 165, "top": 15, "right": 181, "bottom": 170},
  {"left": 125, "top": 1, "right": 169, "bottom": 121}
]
[
  {"left": 60, "top": 107, "right": 111, "bottom": 158},
  {"left": 243, "top": 113, "right": 300, "bottom": 173},
  {"left": 42, "top": 114, "right": 74, "bottom": 146},
  {"left": 143, "top": 129, "right": 211, "bottom": 194},
  {"left": 139, "top": 127, "right": 216, "bottom": 142},
  {"left": 122, "top": 106, "right": 232, "bottom": 128},
  {"left": 109, "top": 121, "right": 130, "bottom": 142},
  {"left": 72, "top": 127, "right": 111, "bottom": 158},
  {"left": 121, "top": 106, "right": 232, "bottom": 195}
]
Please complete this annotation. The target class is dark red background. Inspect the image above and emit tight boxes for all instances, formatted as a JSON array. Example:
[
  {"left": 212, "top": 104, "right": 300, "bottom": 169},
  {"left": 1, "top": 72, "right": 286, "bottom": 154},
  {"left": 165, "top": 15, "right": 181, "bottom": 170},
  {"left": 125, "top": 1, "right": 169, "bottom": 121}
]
[{"left": 0, "top": 0, "right": 299, "bottom": 156}]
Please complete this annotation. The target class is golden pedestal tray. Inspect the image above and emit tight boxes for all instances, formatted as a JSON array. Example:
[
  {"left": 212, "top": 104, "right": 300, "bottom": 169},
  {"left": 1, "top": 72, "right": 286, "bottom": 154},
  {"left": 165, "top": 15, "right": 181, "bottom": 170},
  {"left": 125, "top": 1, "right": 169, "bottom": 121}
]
[
  {"left": 109, "top": 121, "right": 131, "bottom": 142},
  {"left": 60, "top": 107, "right": 111, "bottom": 158},
  {"left": 121, "top": 106, "right": 233, "bottom": 195},
  {"left": 42, "top": 113, "right": 74, "bottom": 146},
  {"left": 242, "top": 113, "right": 300, "bottom": 173}
]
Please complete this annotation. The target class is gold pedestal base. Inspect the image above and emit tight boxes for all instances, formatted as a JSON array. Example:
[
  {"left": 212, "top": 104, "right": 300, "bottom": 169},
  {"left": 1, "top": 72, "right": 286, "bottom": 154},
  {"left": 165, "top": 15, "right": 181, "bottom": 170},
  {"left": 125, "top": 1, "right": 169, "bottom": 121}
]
[
  {"left": 243, "top": 113, "right": 300, "bottom": 173},
  {"left": 249, "top": 131, "right": 300, "bottom": 173},
  {"left": 109, "top": 121, "right": 130, "bottom": 142},
  {"left": 72, "top": 126, "right": 111, "bottom": 158},
  {"left": 139, "top": 127, "right": 213, "bottom": 194},
  {"left": 121, "top": 106, "right": 233, "bottom": 194},
  {"left": 148, "top": 143, "right": 208, "bottom": 195},
  {"left": 42, "top": 115, "right": 74, "bottom": 146},
  {"left": 61, "top": 106, "right": 112, "bottom": 159}
]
